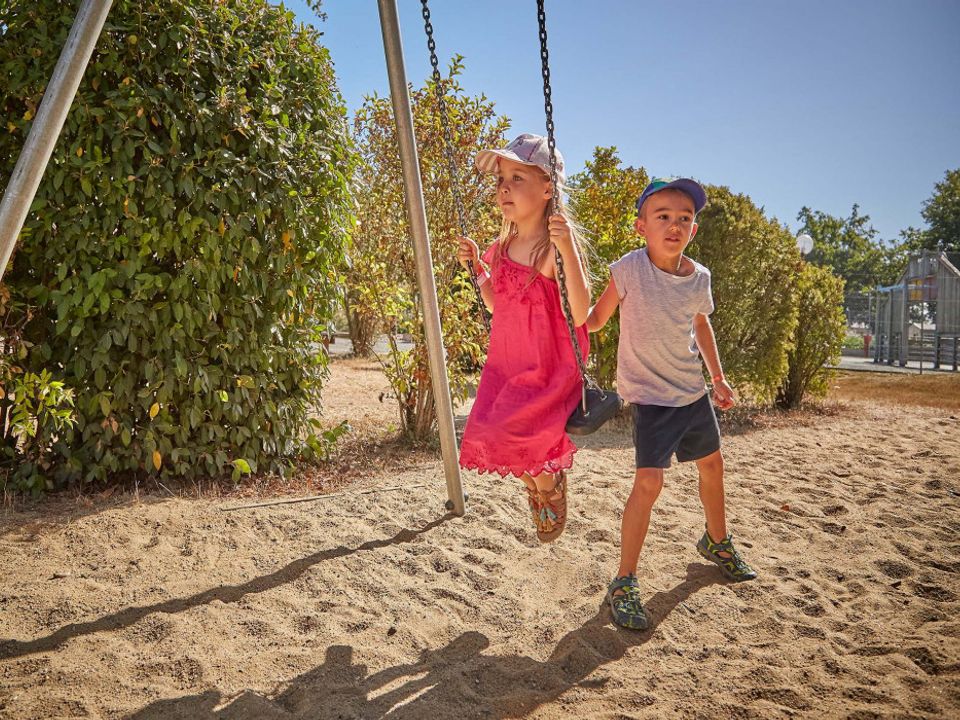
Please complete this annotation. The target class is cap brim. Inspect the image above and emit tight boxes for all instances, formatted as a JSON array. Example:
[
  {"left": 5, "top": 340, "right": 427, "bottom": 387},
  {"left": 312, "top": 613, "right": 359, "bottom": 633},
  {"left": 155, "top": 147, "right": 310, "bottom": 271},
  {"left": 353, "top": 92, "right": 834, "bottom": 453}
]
[
  {"left": 475, "top": 148, "right": 524, "bottom": 175},
  {"left": 663, "top": 179, "right": 707, "bottom": 213},
  {"left": 475, "top": 149, "right": 565, "bottom": 183}
]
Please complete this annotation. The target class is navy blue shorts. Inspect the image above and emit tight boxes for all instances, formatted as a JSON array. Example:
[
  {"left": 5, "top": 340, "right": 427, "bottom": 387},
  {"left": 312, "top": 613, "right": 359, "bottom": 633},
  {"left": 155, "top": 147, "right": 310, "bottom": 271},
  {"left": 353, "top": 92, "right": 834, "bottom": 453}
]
[{"left": 631, "top": 394, "right": 721, "bottom": 469}]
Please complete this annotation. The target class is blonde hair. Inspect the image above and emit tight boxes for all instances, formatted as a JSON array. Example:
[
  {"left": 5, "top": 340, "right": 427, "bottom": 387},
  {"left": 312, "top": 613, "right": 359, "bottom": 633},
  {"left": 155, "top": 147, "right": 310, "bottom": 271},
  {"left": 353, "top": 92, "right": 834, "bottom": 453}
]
[{"left": 491, "top": 172, "right": 592, "bottom": 287}]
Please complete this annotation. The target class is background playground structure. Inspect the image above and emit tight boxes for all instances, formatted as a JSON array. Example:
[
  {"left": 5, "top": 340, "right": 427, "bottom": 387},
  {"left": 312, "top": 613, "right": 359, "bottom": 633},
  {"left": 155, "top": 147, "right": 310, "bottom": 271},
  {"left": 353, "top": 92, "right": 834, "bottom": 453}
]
[{"left": 873, "top": 251, "right": 960, "bottom": 371}]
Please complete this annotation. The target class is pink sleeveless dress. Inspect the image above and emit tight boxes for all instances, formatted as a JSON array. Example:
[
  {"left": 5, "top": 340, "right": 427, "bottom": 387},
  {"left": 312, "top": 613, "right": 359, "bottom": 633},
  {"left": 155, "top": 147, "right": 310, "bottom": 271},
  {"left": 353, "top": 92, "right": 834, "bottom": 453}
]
[{"left": 459, "top": 241, "right": 589, "bottom": 478}]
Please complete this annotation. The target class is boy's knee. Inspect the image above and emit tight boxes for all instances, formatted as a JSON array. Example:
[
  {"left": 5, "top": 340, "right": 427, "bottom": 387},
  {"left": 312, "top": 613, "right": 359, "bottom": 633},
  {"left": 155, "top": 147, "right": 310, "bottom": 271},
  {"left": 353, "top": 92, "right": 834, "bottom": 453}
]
[
  {"left": 697, "top": 450, "right": 724, "bottom": 474},
  {"left": 631, "top": 469, "right": 663, "bottom": 502}
]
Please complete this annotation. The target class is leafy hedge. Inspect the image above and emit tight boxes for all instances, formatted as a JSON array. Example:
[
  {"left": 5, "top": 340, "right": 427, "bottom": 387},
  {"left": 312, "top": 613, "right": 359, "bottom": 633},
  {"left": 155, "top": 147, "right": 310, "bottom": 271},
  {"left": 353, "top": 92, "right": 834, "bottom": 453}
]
[
  {"left": 690, "top": 185, "right": 800, "bottom": 403},
  {"left": 777, "top": 263, "right": 846, "bottom": 409},
  {"left": 1, "top": 0, "right": 353, "bottom": 490},
  {"left": 568, "top": 147, "right": 648, "bottom": 389}
]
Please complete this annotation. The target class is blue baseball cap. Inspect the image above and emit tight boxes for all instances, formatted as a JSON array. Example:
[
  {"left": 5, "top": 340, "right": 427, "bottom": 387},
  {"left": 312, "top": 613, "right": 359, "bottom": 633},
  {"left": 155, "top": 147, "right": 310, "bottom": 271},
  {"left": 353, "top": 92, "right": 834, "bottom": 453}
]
[{"left": 635, "top": 177, "right": 708, "bottom": 216}]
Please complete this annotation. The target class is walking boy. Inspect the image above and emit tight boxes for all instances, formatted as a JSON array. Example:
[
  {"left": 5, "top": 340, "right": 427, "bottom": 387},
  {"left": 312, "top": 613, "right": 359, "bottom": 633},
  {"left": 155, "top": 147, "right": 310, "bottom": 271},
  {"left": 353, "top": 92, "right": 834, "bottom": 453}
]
[{"left": 586, "top": 177, "right": 757, "bottom": 630}]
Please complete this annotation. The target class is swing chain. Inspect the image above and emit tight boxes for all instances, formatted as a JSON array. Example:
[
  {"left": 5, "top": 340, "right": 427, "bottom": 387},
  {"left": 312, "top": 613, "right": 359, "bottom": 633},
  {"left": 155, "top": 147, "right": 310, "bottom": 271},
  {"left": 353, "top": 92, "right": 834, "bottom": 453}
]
[
  {"left": 420, "top": 0, "right": 491, "bottom": 335},
  {"left": 536, "top": 0, "right": 593, "bottom": 409}
]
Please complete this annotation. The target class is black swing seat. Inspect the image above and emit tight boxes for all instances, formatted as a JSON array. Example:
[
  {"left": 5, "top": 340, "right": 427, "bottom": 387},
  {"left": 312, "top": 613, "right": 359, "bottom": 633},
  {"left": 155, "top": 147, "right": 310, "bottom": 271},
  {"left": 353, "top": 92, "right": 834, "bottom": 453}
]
[{"left": 565, "top": 387, "right": 623, "bottom": 436}]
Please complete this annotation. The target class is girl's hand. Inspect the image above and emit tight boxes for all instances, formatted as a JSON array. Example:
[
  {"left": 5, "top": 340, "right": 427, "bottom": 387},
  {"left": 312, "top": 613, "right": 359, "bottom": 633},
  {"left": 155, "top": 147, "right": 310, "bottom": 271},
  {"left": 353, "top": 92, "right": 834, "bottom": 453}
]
[
  {"left": 712, "top": 380, "right": 736, "bottom": 411},
  {"left": 548, "top": 214, "right": 573, "bottom": 252},
  {"left": 457, "top": 236, "right": 480, "bottom": 273}
]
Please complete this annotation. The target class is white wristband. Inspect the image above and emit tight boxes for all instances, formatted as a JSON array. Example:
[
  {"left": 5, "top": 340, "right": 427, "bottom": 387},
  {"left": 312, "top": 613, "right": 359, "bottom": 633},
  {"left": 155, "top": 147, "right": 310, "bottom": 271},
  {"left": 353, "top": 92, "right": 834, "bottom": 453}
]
[{"left": 476, "top": 270, "right": 490, "bottom": 287}]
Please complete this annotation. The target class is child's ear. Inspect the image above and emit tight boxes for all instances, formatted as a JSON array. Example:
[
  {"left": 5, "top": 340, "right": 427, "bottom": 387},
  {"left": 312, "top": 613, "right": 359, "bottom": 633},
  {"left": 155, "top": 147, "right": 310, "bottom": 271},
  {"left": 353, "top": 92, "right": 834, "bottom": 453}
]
[
  {"left": 690, "top": 222, "right": 699, "bottom": 240},
  {"left": 634, "top": 216, "right": 644, "bottom": 236}
]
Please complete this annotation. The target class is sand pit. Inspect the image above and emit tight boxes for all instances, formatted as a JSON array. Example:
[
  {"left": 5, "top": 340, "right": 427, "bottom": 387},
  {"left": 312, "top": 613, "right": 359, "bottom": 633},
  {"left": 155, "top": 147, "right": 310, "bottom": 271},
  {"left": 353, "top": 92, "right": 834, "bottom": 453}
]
[{"left": 1, "top": 360, "right": 958, "bottom": 719}]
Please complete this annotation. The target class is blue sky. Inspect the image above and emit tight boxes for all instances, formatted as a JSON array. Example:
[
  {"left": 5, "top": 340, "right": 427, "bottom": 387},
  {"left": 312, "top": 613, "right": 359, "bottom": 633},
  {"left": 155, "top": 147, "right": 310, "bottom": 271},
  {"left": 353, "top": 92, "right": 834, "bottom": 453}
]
[{"left": 286, "top": 0, "right": 960, "bottom": 244}]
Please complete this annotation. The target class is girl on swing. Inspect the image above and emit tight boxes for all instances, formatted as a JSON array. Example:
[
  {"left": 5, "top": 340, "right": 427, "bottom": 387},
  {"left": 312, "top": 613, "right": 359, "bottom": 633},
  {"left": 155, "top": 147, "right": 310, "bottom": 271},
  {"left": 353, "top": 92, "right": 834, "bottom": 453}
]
[{"left": 457, "top": 133, "right": 591, "bottom": 543}]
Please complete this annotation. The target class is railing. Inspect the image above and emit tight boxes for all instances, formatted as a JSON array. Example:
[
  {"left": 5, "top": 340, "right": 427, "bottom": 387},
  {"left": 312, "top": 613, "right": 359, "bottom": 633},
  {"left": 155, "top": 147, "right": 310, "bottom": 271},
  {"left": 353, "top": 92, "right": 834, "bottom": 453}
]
[{"left": 934, "top": 335, "right": 960, "bottom": 371}]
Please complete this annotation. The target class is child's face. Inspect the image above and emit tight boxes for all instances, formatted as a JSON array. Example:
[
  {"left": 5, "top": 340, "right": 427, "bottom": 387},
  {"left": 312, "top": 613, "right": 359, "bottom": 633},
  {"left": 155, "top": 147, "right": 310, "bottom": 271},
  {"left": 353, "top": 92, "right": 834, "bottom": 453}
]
[
  {"left": 634, "top": 189, "right": 698, "bottom": 258},
  {"left": 495, "top": 158, "right": 552, "bottom": 224}
]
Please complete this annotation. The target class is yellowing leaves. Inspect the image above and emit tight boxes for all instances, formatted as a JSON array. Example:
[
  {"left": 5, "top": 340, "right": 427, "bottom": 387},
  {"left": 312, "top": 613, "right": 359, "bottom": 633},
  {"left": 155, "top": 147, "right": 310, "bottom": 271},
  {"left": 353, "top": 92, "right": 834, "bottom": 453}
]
[
  {"left": 149, "top": 402, "right": 160, "bottom": 419},
  {"left": 23, "top": 110, "right": 32, "bottom": 121},
  {"left": 218, "top": 218, "right": 226, "bottom": 236},
  {"left": 76, "top": 146, "right": 83, "bottom": 157},
  {"left": 6, "top": 122, "right": 16, "bottom": 133},
  {"left": 152, "top": 450, "right": 162, "bottom": 471},
  {"left": 282, "top": 230, "right": 292, "bottom": 252}
]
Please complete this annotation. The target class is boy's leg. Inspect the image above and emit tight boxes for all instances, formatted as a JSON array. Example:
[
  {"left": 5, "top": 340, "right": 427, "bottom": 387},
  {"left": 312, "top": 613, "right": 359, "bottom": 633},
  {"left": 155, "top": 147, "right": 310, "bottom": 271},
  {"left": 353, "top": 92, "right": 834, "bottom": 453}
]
[
  {"left": 693, "top": 450, "right": 757, "bottom": 581},
  {"left": 695, "top": 449, "right": 728, "bottom": 548},
  {"left": 607, "top": 467, "right": 662, "bottom": 630},
  {"left": 616, "top": 468, "right": 663, "bottom": 578}
]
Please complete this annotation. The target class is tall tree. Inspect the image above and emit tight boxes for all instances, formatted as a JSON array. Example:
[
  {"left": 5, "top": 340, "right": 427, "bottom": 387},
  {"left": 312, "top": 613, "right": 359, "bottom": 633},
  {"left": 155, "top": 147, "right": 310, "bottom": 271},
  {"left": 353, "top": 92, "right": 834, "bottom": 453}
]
[
  {"left": 796, "top": 205, "right": 901, "bottom": 293},
  {"left": 921, "top": 168, "right": 960, "bottom": 253},
  {"left": 349, "top": 58, "right": 508, "bottom": 440}
]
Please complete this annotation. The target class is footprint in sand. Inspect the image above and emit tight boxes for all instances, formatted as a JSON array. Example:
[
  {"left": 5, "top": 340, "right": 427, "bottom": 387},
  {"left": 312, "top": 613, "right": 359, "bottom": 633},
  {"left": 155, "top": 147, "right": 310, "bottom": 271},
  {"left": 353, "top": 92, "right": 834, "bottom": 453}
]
[
  {"left": 912, "top": 582, "right": 956, "bottom": 602},
  {"left": 584, "top": 529, "right": 614, "bottom": 545},
  {"left": 817, "top": 521, "right": 847, "bottom": 536},
  {"left": 874, "top": 559, "right": 912, "bottom": 579},
  {"left": 822, "top": 504, "right": 849, "bottom": 517}
]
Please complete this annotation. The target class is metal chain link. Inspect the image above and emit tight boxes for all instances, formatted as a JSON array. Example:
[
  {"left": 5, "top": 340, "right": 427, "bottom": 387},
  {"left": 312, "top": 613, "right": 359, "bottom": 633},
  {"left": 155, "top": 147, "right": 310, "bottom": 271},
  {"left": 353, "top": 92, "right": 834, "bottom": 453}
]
[
  {"left": 537, "top": 0, "right": 594, "bottom": 408},
  {"left": 420, "top": 0, "right": 490, "bottom": 335}
]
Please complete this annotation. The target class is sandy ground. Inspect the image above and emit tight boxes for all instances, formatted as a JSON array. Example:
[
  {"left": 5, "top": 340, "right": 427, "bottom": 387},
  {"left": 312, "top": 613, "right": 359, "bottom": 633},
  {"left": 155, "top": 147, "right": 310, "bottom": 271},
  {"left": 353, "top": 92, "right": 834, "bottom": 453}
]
[{"left": 1, "top": 359, "right": 959, "bottom": 719}]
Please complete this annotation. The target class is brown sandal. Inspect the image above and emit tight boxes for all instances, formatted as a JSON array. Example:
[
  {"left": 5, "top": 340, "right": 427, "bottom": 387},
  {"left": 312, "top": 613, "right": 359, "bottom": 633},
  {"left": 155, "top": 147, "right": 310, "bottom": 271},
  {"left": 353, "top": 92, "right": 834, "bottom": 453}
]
[{"left": 523, "top": 471, "right": 568, "bottom": 543}]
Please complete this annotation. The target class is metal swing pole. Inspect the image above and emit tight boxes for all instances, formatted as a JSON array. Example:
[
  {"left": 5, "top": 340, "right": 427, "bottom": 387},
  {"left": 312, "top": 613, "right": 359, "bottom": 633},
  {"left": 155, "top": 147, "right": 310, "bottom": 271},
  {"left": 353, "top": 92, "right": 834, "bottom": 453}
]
[
  {"left": 376, "top": 0, "right": 466, "bottom": 516},
  {"left": 0, "top": 0, "right": 113, "bottom": 282}
]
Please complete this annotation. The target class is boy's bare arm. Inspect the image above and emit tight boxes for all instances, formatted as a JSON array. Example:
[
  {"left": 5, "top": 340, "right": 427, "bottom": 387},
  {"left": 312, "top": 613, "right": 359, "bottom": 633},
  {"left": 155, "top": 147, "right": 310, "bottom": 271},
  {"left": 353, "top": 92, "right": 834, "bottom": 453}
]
[
  {"left": 586, "top": 279, "right": 619, "bottom": 332},
  {"left": 694, "top": 313, "right": 735, "bottom": 409}
]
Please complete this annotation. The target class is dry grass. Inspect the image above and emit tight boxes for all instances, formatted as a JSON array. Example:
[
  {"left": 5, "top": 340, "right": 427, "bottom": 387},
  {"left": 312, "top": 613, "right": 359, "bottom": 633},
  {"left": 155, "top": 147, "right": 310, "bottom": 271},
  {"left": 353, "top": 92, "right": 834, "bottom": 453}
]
[{"left": 829, "top": 369, "right": 960, "bottom": 410}]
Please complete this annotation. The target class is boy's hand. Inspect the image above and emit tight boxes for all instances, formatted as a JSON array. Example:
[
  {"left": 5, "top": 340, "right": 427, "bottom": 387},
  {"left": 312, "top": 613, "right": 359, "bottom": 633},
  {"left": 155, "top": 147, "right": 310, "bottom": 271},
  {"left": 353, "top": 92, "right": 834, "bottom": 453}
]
[
  {"left": 457, "top": 236, "right": 481, "bottom": 273},
  {"left": 548, "top": 214, "right": 573, "bottom": 252},
  {"left": 712, "top": 379, "right": 736, "bottom": 410}
]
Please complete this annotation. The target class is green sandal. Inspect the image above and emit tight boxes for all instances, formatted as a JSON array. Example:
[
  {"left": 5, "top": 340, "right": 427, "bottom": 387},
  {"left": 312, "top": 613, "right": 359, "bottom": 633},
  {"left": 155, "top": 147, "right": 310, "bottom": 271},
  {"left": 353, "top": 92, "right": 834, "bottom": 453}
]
[
  {"left": 606, "top": 574, "right": 650, "bottom": 630},
  {"left": 696, "top": 530, "right": 757, "bottom": 582}
]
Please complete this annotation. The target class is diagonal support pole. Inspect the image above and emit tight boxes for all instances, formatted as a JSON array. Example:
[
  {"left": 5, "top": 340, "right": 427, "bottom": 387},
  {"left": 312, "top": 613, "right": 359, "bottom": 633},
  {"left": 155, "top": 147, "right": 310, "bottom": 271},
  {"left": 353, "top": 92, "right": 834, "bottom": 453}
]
[{"left": 0, "top": 0, "right": 113, "bottom": 282}]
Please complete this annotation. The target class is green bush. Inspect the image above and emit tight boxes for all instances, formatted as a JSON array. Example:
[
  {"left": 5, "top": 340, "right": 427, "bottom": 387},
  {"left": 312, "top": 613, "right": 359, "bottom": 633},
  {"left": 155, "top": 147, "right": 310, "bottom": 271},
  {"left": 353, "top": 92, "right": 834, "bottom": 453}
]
[
  {"left": 777, "top": 263, "right": 846, "bottom": 409},
  {"left": 0, "top": 0, "right": 353, "bottom": 488},
  {"left": 690, "top": 185, "right": 800, "bottom": 403},
  {"left": 843, "top": 333, "right": 864, "bottom": 350}
]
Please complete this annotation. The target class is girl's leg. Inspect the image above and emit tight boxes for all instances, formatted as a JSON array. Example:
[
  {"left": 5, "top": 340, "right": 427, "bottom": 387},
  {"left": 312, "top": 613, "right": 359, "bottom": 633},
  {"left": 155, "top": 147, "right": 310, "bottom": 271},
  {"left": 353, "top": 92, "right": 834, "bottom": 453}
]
[
  {"left": 520, "top": 472, "right": 538, "bottom": 492},
  {"left": 617, "top": 468, "right": 663, "bottom": 578},
  {"left": 695, "top": 449, "right": 728, "bottom": 545},
  {"left": 531, "top": 471, "right": 558, "bottom": 493},
  {"left": 526, "top": 470, "right": 567, "bottom": 541}
]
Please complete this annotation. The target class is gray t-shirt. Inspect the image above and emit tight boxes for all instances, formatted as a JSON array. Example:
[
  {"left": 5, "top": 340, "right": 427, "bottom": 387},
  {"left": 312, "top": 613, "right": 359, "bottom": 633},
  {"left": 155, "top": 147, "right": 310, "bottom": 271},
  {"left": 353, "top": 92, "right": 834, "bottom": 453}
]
[{"left": 610, "top": 248, "right": 714, "bottom": 407}]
